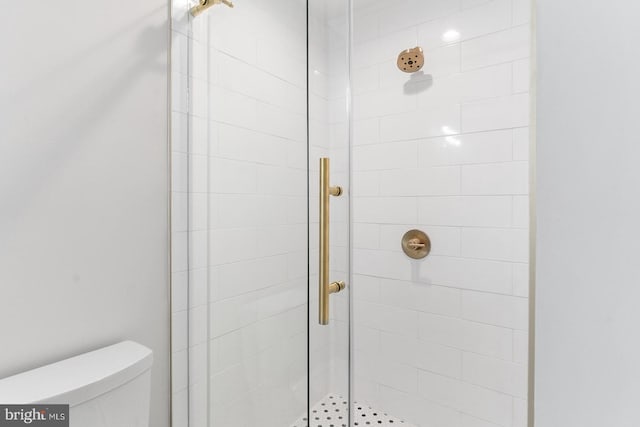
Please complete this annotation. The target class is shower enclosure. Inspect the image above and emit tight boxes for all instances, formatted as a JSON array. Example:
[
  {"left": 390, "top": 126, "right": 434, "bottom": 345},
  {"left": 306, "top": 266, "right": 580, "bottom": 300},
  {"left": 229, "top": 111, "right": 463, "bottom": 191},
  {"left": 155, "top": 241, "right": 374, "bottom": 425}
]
[{"left": 171, "top": 0, "right": 532, "bottom": 425}]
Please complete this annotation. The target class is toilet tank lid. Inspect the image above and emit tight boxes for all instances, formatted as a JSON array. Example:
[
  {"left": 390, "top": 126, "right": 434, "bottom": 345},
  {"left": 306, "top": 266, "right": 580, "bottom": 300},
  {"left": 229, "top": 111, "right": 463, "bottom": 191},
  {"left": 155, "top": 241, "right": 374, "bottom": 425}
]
[{"left": 0, "top": 341, "right": 153, "bottom": 406}]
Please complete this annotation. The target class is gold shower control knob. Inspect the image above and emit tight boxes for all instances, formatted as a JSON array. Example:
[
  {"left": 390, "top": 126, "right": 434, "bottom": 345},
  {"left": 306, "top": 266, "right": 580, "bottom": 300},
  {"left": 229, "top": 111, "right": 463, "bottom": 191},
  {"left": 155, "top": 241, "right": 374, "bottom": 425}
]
[{"left": 401, "top": 229, "right": 431, "bottom": 259}]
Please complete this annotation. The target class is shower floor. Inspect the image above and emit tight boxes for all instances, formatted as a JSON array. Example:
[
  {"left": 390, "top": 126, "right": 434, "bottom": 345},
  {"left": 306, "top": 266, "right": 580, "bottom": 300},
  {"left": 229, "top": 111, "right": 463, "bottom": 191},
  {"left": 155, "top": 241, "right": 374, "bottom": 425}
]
[{"left": 290, "top": 394, "right": 415, "bottom": 427}]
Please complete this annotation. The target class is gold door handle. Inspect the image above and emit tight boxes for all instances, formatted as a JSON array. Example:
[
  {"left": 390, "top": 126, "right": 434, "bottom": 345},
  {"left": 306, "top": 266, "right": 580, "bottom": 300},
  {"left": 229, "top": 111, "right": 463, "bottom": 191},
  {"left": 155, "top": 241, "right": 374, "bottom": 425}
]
[{"left": 319, "top": 158, "right": 345, "bottom": 325}]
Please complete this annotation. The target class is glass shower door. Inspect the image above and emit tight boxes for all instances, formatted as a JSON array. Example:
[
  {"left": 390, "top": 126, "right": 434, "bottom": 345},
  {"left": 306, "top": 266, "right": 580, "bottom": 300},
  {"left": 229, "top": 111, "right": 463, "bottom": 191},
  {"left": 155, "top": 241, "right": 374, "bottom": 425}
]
[{"left": 170, "top": 0, "right": 352, "bottom": 425}]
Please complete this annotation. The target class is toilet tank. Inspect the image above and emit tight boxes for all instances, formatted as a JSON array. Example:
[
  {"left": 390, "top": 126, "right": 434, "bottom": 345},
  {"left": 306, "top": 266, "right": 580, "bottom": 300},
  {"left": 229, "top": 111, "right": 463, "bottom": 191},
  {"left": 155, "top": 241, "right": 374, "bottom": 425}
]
[{"left": 0, "top": 341, "right": 153, "bottom": 427}]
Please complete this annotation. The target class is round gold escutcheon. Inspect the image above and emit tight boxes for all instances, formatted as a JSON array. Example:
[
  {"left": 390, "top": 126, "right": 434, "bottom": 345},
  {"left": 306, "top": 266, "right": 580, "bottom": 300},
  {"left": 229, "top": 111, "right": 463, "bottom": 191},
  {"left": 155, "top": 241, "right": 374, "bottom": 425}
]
[{"left": 401, "top": 229, "right": 431, "bottom": 259}]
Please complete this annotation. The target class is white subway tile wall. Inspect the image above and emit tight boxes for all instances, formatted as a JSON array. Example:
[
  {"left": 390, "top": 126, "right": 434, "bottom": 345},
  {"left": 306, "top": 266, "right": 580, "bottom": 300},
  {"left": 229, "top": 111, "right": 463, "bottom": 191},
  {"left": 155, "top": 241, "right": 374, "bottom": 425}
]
[{"left": 351, "top": 0, "right": 530, "bottom": 426}]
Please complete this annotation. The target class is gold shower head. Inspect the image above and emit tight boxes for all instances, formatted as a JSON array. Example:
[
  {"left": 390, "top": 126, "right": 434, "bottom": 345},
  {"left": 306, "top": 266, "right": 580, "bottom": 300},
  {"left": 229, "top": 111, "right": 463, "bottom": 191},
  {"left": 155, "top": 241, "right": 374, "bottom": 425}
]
[
  {"left": 397, "top": 47, "right": 424, "bottom": 73},
  {"left": 190, "top": 0, "right": 234, "bottom": 17}
]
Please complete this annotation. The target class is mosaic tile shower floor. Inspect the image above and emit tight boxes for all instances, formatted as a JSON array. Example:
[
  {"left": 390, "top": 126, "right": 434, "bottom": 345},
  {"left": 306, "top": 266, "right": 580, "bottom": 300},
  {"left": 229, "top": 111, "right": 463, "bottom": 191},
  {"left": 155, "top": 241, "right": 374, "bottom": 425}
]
[{"left": 290, "top": 394, "right": 415, "bottom": 427}]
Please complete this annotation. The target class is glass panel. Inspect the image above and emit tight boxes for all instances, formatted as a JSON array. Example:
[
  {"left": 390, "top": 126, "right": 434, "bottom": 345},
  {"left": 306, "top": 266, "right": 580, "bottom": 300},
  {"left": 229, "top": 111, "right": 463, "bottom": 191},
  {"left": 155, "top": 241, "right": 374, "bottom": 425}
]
[
  {"left": 206, "top": 1, "right": 310, "bottom": 424},
  {"left": 173, "top": 0, "right": 311, "bottom": 425},
  {"left": 308, "top": 0, "right": 352, "bottom": 424}
]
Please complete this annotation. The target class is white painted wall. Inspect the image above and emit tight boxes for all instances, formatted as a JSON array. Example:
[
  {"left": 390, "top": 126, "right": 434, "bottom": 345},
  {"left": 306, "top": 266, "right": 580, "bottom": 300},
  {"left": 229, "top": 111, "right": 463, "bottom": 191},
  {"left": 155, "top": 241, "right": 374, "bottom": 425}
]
[
  {"left": 535, "top": 2, "right": 640, "bottom": 426},
  {"left": 351, "top": 0, "right": 531, "bottom": 425},
  {"left": 0, "top": 3, "right": 170, "bottom": 427}
]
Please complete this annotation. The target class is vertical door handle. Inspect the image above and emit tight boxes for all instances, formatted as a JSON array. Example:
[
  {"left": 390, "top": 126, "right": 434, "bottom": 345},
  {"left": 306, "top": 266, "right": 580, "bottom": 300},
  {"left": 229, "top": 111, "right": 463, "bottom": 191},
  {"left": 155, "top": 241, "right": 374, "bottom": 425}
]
[{"left": 319, "top": 158, "right": 345, "bottom": 325}]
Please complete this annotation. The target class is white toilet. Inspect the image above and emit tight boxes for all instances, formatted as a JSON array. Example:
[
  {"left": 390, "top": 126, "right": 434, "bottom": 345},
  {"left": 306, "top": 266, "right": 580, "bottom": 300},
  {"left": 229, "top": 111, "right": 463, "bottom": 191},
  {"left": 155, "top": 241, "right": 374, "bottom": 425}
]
[{"left": 0, "top": 341, "right": 153, "bottom": 427}]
